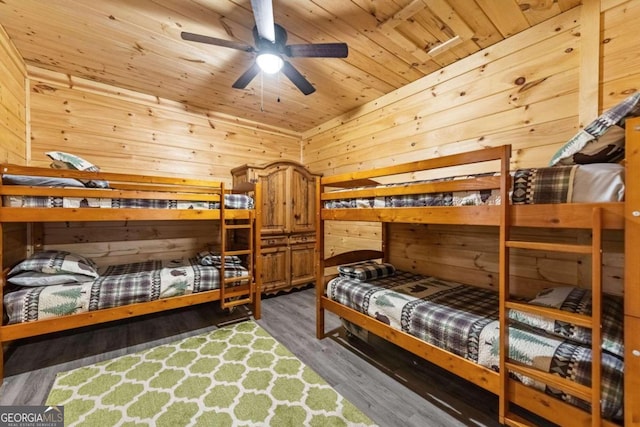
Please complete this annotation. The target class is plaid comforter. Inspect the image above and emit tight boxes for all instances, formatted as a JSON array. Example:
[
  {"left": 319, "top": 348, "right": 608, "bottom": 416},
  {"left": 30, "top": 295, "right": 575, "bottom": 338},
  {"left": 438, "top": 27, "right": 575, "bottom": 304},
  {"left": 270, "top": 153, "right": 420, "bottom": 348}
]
[
  {"left": 4, "top": 258, "right": 249, "bottom": 324},
  {"left": 3, "top": 193, "right": 254, "bottom": 209},
  {"left": 328, "top": 272, "right": 623, "bottom": 420},
  {"left": 324, "top": 189, "right": 500, "bottom": 209}
]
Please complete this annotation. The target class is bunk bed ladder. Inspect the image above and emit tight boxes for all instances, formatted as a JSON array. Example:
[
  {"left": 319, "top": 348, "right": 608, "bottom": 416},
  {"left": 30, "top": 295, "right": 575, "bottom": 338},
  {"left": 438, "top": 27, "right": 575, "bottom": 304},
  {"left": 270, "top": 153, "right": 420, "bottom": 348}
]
[
  {"left": 219, "top": 188, "right": 255, "bottom": 310},
  {"left": 501, "top": 207, "right": 604, "bottom": 427}
]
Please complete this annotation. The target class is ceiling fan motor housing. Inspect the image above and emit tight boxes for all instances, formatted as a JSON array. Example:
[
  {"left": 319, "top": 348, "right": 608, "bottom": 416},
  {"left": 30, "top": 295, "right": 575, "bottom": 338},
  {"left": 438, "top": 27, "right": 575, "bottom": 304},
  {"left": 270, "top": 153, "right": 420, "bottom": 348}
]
[{"left": 253, "top": 24, "right": 288, "bottom": 55}]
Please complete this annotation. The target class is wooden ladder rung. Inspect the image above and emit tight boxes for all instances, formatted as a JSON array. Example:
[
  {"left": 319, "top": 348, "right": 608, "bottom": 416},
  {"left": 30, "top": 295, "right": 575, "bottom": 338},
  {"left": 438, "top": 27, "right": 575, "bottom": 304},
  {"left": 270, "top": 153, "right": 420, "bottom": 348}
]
[
  {"left": 506, "top": 301, "right": 594, "bottom": 328},
  {"left": 505, "top": 240, "right": 593, "bottom": 254},
  {"left": 221, "top": 283, "right": 251, "bottom": 294},
  {"left": 223, "top": 223, "right": 252, "bottom": 230},
  {"left": 222, "top": 249, "right": 252, "bottom": 256},
  {"left": 223, "top": 275, "right": 251, "bottom": 284},
  {"left": 505, "top": 361, "right": 592, "bottom": 402},
  {"left": 220, "top": 282, "right": 253, "bottom": 309},
  {"left": 222, "top": 296, "right": 252, "bottom": 308}
]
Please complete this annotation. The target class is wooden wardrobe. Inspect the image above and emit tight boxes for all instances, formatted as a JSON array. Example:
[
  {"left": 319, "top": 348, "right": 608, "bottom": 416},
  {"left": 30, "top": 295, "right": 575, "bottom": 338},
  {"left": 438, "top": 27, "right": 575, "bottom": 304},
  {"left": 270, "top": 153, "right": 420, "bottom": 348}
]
[{"left": 232, "top": 161, "right": 320, "bottom": 294}]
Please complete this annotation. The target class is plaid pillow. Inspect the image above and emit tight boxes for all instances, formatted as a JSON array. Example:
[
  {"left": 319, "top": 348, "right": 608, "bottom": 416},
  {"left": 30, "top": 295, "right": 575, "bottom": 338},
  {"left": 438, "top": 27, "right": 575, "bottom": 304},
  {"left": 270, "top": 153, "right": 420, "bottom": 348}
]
[
  {"left": 8, "top": 250, "right": 99, "bottom": 279},
  {"left": 338, "top": 261, "right": 396, "bottom": 281},
  {"left": 549, "top": 92, "right": 640, "bottom": 166},
  {"left": 196, "top": 251, "right": 242, "bottom": 267}
]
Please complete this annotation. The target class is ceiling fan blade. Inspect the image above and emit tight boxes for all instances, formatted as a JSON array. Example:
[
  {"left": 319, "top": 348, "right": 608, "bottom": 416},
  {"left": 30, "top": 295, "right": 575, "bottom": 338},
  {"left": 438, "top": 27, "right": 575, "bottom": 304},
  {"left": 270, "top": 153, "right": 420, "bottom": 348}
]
[
  {"left": 286, "top": 43, "right": 348, "bottom": 58},
  {"left": 250, "top": 0, "right": 275, "bottom": 42},
  {"left": 281, "top": 61, "right": 315, "bottom": 95},
  {"left": 181, "top": 32, "right": 254, "bottom": 52},
  {"left": 232, "top": 62, "right": 261, "bottom": 89}
]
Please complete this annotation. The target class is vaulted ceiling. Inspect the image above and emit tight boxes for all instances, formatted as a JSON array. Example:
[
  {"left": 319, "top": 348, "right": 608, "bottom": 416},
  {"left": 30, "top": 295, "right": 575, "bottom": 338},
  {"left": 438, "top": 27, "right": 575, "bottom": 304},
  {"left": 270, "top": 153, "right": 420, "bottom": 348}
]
[{"left": 0, "top": 0, "right": 580, "bottom": 133}]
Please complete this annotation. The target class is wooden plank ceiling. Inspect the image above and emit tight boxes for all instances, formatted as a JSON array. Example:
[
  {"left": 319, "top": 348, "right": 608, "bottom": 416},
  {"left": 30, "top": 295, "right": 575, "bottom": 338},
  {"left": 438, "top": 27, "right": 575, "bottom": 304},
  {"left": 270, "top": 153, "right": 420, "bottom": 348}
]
[{"left": 0, "top": 0, "right": 580, "bottom": 133}]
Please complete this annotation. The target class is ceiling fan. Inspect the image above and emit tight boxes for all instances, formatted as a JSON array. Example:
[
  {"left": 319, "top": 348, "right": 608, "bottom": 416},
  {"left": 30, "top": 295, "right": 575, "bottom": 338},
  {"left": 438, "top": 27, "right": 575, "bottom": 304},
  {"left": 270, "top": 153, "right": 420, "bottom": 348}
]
[{"left": 181, "top": 0, "right": 348, "bottom": 95}]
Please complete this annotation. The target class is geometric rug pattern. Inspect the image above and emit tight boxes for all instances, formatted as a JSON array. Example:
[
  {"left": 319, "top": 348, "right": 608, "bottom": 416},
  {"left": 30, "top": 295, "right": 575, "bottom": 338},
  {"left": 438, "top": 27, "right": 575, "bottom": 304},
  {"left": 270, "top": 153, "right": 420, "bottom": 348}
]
[{"left": 46, "top": 320, "right": 376, "bottom": 426}]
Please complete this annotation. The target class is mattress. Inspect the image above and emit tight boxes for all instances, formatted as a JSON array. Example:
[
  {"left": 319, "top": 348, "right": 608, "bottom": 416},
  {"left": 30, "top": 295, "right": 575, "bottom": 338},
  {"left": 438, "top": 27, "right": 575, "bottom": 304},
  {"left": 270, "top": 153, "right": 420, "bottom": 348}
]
[
  {"left": 3, "top": 257, "right": 249, "bottom": 325},
  {"left": 323, "top": 163, "right": 624, "bottom": 208},
  {"left": 327, "top": 271, "right": 623, "bottom": 420},
  {"left": 3, "top": 193, "right": 254, "bottom": 210}
]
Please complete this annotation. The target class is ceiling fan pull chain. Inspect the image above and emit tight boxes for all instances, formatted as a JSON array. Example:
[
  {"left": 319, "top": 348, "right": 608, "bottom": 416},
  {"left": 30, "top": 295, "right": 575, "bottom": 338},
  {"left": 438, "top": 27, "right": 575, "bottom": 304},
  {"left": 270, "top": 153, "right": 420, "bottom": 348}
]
[{"left": 260, "top": 72, "right": 264, "bottom": 112}]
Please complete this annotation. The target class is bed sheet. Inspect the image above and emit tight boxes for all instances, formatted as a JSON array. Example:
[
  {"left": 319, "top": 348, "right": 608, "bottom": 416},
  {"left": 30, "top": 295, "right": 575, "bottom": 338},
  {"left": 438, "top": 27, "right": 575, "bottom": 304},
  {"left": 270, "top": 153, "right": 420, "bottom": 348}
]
[
  {"left": 327, "top": 272, "right": 623, "bottom": 419},
  {"left": 4, "top": 257, "right": 249, "bottom": 325},
  {"left": 2, "top": 193, "right": 254, "bottom": 210}
]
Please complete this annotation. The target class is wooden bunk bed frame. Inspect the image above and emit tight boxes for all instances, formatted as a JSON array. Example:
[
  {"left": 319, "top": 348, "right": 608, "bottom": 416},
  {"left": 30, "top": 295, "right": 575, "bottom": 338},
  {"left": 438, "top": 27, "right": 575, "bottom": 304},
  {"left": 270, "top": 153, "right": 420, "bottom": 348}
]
[
  {"left": 0, "top": 164, "right": 262, "bottom": 385},
  {"left": 315, "top": 120, "right": 637, "bottom": 426}
]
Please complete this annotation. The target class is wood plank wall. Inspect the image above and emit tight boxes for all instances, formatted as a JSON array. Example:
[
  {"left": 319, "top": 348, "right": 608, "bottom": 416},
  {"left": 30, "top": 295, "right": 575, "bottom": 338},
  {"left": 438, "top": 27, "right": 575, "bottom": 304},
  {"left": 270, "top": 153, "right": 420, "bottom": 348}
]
[
  {"left": 27, "top": 67, "right": 301, "bottom": 179},
  {"left": 304, "top": 2, "right": 639, "bottom": 296},
  {"left": 0, "top": 26, "right": 26, "bottom": 164},
  {"left": 0, "top": 25, "right": 28, "bottom": 269},
  {"left": 24, "top": 67, "right": 301, "bottom": 266}
]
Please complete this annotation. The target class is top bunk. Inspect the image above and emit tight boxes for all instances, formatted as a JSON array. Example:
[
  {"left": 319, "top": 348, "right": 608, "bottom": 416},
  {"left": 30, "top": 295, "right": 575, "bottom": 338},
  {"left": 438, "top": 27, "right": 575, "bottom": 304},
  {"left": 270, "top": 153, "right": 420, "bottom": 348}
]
[
  {"left": 318, "top": 144, "right": 625, "bottom": 229},
  {"left": 0, "top": 163, "right": 256, "bottom": 223}
]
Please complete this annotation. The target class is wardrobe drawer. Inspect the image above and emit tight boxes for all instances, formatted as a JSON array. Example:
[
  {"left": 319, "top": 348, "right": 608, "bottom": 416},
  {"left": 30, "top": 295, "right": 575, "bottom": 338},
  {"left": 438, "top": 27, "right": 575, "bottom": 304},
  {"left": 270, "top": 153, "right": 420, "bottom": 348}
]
[
  {"left": 261, "top": 236, "right": 288, "bottom": 247},
  {"left": 289, "top": 233, "right": 315, "bottom": 245}
]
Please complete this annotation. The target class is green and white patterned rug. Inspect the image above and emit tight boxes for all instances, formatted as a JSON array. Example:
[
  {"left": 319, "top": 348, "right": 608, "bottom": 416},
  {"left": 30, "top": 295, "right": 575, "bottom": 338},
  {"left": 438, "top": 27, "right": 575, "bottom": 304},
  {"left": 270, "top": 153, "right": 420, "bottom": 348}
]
[{"left": 46, "top": 320, "right": 376, "bottom": 426}]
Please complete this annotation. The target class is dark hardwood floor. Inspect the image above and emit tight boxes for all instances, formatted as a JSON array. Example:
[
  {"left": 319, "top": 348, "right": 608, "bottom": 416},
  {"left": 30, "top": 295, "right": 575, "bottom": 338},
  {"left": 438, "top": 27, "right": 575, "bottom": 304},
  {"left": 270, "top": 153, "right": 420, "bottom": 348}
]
[{"left": 0, "top": 288, "right": 554, "bottom": 426}]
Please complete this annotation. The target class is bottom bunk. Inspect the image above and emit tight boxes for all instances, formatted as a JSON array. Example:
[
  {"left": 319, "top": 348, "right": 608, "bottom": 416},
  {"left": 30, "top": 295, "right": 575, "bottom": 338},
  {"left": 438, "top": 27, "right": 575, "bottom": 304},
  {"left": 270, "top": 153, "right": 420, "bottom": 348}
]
[
  {"left": 316, "top": 252, "right": 624, "bottom": 427},
  {"left": 3, "top": 250, "right": 251, "bottom": 325},
  {"left": 0, "top": 250, "right": 259, "bottom": 383}
]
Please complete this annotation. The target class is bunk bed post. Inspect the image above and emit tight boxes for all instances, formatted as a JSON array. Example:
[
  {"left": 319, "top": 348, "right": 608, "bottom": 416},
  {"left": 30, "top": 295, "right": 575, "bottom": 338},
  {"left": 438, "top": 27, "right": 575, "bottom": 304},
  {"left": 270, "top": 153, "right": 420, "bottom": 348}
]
[
  {"left": 26, "top": 222, "right": 43, "bottom": 257},
  {"left": 0, "top": 221, "right": 4, "bottom": 386},
  {"left": 253, "top": 181, "right": 262, "bottom": 320},
  {"left": 381, "top": 223, "right": 389, "bottom": 264},
  {"left": 591, "top": 207, "right": 603, "bottom": 427},
  {"left": 497, "top": 144, "right": 512, "bottom": 424},
  {"left": 219, "top": 182, "right": 228, "bottom": 307},
  {"left": 624, "top": 117, "right": 640, "bottom": 427},
  {"left": 315, "top": 177, "right": 325, "bottom": 339}
]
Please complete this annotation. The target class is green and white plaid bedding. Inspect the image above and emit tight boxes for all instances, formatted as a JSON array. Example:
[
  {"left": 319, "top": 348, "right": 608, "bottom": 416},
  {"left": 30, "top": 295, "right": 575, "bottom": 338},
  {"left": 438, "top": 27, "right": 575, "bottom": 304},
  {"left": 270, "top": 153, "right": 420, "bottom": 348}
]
[
  {"left": 4, "top": 257, "right": 249, "bottom": 324},
  {"left": 327, "top": 272, "right": 623, "bottom": 420}
]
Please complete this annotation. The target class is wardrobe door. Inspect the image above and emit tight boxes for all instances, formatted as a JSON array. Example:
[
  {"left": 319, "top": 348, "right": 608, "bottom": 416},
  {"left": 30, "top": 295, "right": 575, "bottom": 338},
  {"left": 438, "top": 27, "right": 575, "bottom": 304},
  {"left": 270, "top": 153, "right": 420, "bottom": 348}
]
[
  {"left": 260, "top": 166, "right": 288, "bottom": 235},
  {"left": 289, "top": 165, "right": 317, "bottom": 234}
]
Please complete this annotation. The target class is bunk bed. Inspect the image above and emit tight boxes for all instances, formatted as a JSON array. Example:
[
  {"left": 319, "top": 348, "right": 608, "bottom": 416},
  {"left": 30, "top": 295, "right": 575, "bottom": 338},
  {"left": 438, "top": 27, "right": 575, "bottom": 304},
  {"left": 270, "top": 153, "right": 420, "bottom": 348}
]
[
  {"left": 315, "top": 117, "right": 637, "bottom": 426},
  {"left": 0, "top": 163, "right": 262, "bottom": 385}
]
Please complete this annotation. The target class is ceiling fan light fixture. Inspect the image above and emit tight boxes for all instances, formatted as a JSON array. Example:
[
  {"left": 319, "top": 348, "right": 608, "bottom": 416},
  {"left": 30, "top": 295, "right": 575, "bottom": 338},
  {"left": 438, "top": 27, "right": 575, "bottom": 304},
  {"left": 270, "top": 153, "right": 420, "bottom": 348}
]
[{"left": 256, "top": 53, "right": 283, "bottom": 74}]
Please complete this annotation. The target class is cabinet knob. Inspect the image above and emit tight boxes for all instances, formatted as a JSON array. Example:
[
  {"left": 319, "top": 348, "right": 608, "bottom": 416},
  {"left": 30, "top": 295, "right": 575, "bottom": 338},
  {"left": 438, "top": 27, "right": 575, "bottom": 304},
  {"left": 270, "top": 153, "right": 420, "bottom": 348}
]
[{"left": 633, "top": 349, "right": 640, "bottom": 357}]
